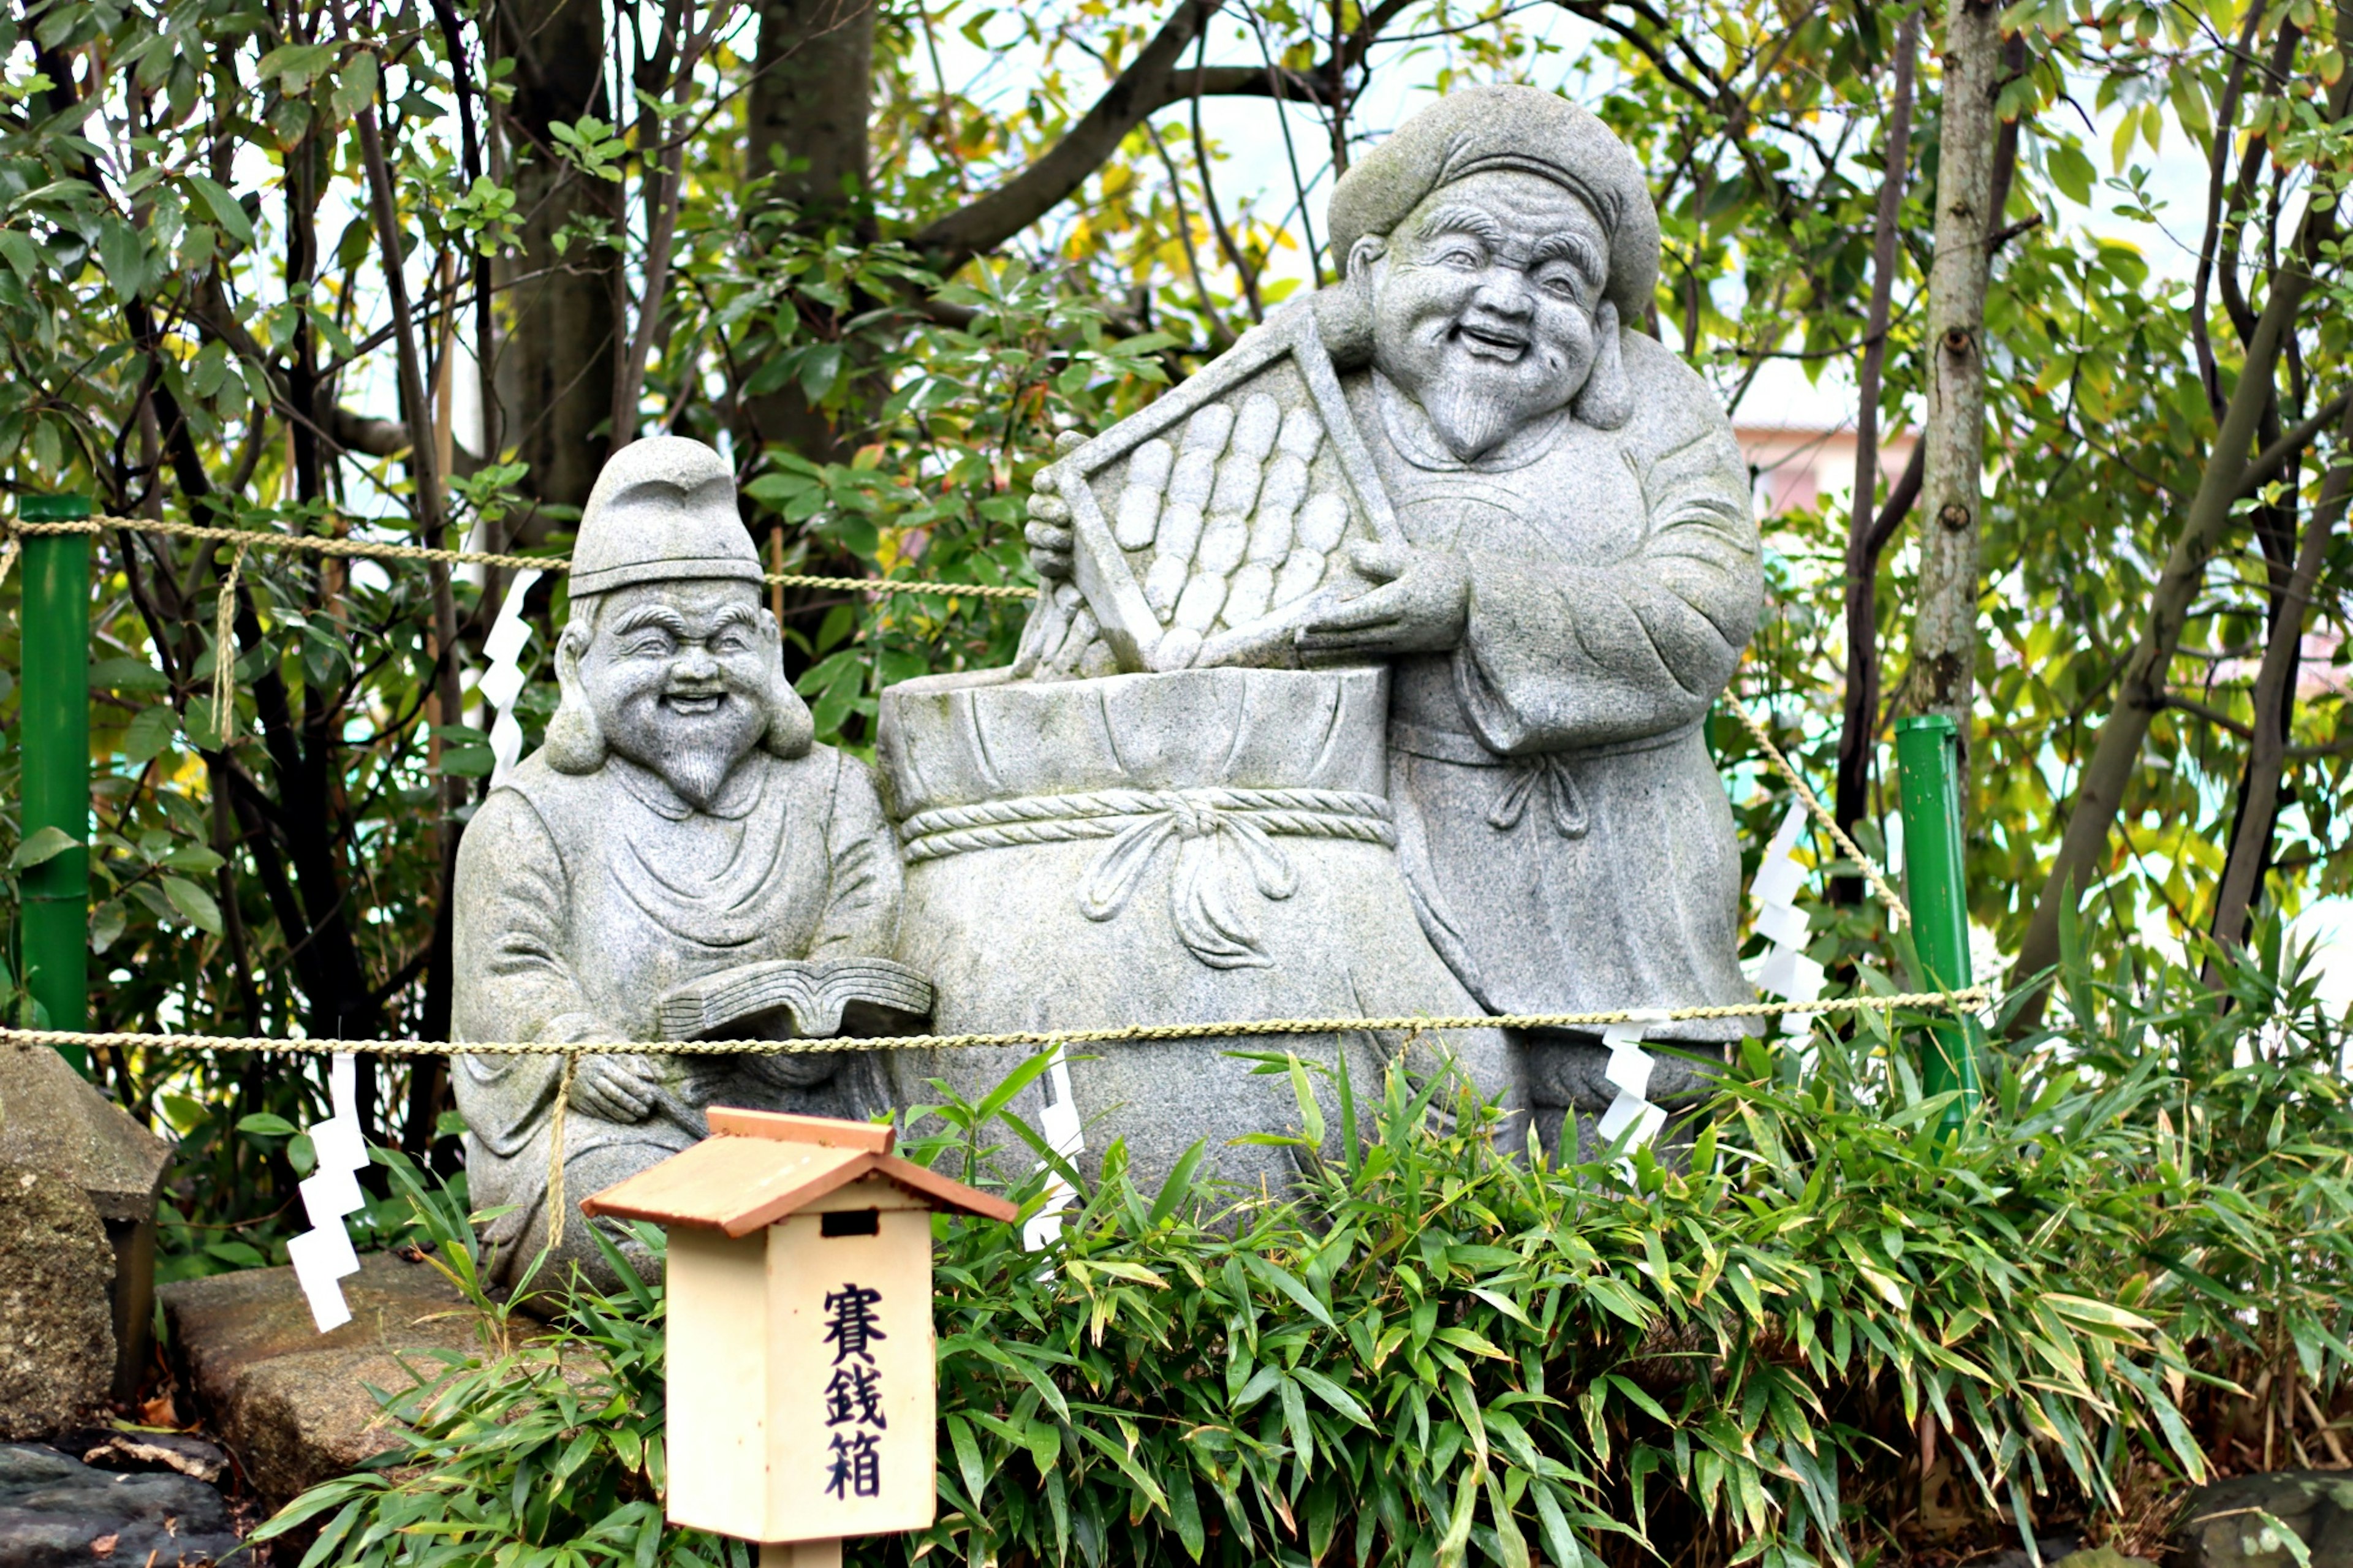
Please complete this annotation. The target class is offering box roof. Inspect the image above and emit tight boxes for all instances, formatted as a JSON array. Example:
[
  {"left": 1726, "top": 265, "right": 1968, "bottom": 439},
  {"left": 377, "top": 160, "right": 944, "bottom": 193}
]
[{"left": 580, "top": 1105, "right": 1018, "bottom": 1236}]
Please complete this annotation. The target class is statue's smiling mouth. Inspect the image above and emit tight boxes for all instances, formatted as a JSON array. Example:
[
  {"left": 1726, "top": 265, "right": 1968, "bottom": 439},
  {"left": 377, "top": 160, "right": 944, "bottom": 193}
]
[
  {"left": 662, "top": 691, "right": 727, "bottom": 715},
  {"left": 1452, "top": 322, "right": 1529, "bottom": 360}
]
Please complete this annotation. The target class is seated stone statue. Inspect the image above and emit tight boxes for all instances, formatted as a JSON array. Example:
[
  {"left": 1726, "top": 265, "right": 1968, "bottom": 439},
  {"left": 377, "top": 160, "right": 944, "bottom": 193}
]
[
  {"left": 452, "top": 437, "right": 903, "bottom": 1288},
  {"left": 1024, "top": 86, "right": 1764, "bottom": 1157}
]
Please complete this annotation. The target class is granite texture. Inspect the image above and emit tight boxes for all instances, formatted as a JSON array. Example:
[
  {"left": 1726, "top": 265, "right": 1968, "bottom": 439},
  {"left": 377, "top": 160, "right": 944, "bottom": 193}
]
[
  {"left": 453, "top": 94, "right": 1764, "bottom": 1216},
  {"left": 0, "top": 1169, "right": 114, "bottom": 1441},
  {"left": 1019, "top": 85, "right": 1763, "bottom": 1145},
  {"left": 452, "top": 438, "right": 904, "bottom": 1288},
  {"left": 0, "top": 1043, "right": 169, "bottom": 1401},
  {"left": 877, "top": 663, "right": 1521, "bottom": 1192},
  {"left": 0, "top": 1044, "right": 170, "bottom": 1222},
  {"left": 159, "top": 1250, "right": 485, "bottom": 1509}
]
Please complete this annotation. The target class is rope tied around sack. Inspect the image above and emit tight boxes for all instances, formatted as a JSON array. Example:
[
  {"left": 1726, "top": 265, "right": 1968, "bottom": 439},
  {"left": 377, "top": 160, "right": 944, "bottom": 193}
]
[{"left": 898, "top": 786, "right": 1397, "bottom": 860}]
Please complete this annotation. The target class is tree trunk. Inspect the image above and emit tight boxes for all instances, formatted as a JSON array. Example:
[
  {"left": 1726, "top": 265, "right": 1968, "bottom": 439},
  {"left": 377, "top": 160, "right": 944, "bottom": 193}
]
[
  {"left": 1908, "top": 0, "right": 2003, "bottom": 753},
  {"left": 491, "top": 0, "right": 620, "bottom": 520},
  {"left": 2009, "top": 66, "right": 2351, "bottom": 1018},
  {"left": 741, "top": 0, "right": 877, "bottom": 464},
  {"left": 2204, "top": 402, "right": 2353, "bottom": 957},
  {"left": 748, "top": 0, "right": 874, "bottom": 220},
  {"left": 1832, "top": 7, "right": 1919, "bottom": 906}
]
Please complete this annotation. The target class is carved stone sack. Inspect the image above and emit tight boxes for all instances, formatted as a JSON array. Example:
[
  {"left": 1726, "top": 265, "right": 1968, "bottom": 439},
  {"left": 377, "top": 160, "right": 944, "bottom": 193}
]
[{"left": 875, "top": 664, "right": 1521, "bottom": 1194}]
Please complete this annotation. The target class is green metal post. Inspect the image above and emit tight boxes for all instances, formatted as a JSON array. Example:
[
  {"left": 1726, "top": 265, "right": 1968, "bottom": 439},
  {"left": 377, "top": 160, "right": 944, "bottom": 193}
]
[
  {"left": 17, "top": 494, "right": 91, "bottom": 1074},
  {"left": 1894, "top": 713, "right": 1979, "bottom": 1132}
]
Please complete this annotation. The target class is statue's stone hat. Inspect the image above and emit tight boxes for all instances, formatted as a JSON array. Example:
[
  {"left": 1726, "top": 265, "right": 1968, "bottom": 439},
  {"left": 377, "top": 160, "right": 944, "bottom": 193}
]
[
  {"left": 1327, "top": 85, "right": 1660, "bottom": 320},
  {"left": 569, "top": 436, "right": 763, "bottom": 597}
]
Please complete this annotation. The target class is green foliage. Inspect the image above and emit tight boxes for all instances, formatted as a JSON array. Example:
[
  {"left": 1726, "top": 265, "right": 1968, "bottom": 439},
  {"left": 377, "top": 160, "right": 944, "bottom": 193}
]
[{"left": 263, "top": 952, "right": 2353, "bottom": 1568}]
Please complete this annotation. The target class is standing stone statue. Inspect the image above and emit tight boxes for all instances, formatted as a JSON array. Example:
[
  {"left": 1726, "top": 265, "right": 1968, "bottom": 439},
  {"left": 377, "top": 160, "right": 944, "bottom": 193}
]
[
  {"left": 1020, "top": 86, "right": 1763, "bottom": 1157},
  {"left": 453, "top": 438, "right": 908, "bottom": 1286}
]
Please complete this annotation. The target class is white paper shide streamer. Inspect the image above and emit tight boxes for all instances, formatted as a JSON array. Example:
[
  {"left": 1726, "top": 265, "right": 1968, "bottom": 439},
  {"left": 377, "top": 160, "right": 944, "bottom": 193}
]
[
  {"left": 1021, "top": 1045, "right": 1085, "bottom": 1252},
  {"left": 1749, "top": 800, "right": 1825, "bottom": 1034},
  {"left": 1593, "top": 1006, "right": 1672, "bottom": 1172},
  {"left": 479, "top": 569, "right": 544, "bottom": 789},
  {"left": 286, "top": 1053, "right": 369, "bottom": 1333}
]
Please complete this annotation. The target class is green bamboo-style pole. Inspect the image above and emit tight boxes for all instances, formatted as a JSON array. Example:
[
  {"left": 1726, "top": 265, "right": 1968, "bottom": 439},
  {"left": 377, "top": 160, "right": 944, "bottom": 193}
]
[
  {"left": 17, "top": 494, "right": 91, "bottom": 1075},
  {"left": 1895, "top": 714, "right": 1979, "bottom": 1132}
]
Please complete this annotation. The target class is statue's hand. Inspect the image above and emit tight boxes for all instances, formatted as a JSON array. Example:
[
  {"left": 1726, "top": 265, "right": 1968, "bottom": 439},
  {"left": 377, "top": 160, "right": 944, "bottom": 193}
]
[
  {"left": 570, "top": 1054, "right": 662, "bottom": 1123},
  {"left": 1294, "top": 541, "right": 1469, "bottom": 655},
  {"left": 1024, "top": 431, "right": 1089, "bottom": 583}
]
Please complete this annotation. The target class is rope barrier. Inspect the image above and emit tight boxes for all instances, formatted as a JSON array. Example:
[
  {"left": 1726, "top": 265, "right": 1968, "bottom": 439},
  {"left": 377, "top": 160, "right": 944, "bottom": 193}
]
[
  {"left": 9, "top": 511, "right": 1904, "bottom": 911},
  {"left": 1731, "top": 703, "right": 1910, "bottom": 928},
  {"left": 0, "top": 988, "right": 1990, "bottom": 1061},
  {"left": 2, "top": 513, "right": 1040, "bottom": 602}
]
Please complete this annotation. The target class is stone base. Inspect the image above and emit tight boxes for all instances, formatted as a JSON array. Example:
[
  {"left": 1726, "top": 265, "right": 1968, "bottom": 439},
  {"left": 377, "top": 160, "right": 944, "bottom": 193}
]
[{"left": 157, "top": 1251, "right": 485, "bottom": 1509}]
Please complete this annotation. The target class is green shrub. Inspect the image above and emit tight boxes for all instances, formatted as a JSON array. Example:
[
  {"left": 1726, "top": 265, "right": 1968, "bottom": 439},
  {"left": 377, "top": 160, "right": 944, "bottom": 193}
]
[{"left": 259, "top": 945, "right": 2353, "bottom": 1568}]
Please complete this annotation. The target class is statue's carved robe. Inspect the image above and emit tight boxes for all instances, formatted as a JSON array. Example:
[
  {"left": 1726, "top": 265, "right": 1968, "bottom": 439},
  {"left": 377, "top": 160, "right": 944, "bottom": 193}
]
[
  {"left": 1349, "top": 330, "right": 1762, "bottom": 1112},
  {"left": 452, "top": 745, "right": 900, "bottom": 1263}
]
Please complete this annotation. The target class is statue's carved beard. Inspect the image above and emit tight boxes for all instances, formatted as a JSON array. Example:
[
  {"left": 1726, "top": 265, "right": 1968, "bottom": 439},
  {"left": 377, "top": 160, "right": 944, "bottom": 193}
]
[
  {"left": 605, "top": 693, "right": 767, "bottom": 811},
  {"left": 1384, "top": 330, "right": 1583, "bottom": 461}
]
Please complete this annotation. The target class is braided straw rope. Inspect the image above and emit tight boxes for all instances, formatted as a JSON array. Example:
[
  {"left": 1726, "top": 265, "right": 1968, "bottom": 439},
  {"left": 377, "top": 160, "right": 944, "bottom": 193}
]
[
  {"left": 900, "top": 786, "right": 1397, "bottom": 861},
  {"left": 0, "top": 988, "right": 1988, "bottom": 1061},
  {"left": 1730, "top": 702, "right": 1911, "bottom": 927},
  {"left": 3, "top": 513, "right": 1040, "bottom": 602}
]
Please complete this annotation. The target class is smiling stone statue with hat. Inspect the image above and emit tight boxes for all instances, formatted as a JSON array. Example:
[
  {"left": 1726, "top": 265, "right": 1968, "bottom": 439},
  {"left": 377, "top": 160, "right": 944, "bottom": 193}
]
[
  {"left": 1021, "top": 85, "right": 1764, "bottom": 1158},
  {"left": 452, "top": 436, "right": 912, "bottom": 1290}
]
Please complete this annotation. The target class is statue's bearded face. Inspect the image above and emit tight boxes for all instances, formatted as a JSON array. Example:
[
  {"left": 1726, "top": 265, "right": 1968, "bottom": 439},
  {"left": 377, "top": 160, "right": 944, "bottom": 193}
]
[
  {"left": 574, "top": 580, "right": 784, "bottom": 809},
  {"left": 1362, "top": 170, "right": 1610, "bottom": 461}
]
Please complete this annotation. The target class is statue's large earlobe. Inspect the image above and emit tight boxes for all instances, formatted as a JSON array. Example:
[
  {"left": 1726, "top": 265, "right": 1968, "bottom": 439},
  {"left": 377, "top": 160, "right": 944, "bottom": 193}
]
[
  {"left": 542, "top": 626, "right": 606, "bottom": 774},
  {"left": 1313, "top": 237, "right": 1388, "bottom": 371},
  {"left": 1572, "top": 301, "right": 1633, "bottom": 431},
  {"left": 757, "top": 609, "right": 816, "bottom": 759}
]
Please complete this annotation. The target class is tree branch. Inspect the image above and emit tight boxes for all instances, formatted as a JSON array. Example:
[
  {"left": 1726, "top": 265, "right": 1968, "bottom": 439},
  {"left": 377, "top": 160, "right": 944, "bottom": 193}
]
[
  {"left": 908, "top": 0, "right": 1228, "bottom": 271},
  {"left": 2236, "top": 388, "right": 2352, "bottom": 501}
]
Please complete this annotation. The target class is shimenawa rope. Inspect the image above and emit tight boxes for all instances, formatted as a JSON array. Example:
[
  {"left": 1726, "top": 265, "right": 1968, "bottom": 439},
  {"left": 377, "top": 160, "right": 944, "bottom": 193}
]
[
  {"left": 0, "top": 988, "right": 1990, "bottom": 1061},
  {"left": 1, "top": 513, "right": 1040, "bottom": 601}
]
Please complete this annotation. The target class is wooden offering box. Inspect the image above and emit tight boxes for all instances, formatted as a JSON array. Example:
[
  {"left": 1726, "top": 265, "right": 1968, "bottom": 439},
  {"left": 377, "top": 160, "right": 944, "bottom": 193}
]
[{"left": 582, "top": 1108, "right": 1017, "bottom": 1563}]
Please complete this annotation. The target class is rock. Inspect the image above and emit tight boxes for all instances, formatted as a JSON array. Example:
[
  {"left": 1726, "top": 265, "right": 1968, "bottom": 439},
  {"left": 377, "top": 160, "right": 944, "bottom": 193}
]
[
  {"left": 0, "top": 1441, "right": 239, "bottom": 1567},
  {"left": 0, "top": 1042, "right": 173, "bottom": 1401},
  {"left": 0, "top": 1045, "right": 172, "bottom": 1221},
  {"left": 0, "top": 1168, "right": 116, "bottom": 1439},
  {"left": 2176, "top": 1470, "right": 2353, "bottom": 1568},
  {"left": 159, "top": 1249, "right": 483, "bottom": 1508}
]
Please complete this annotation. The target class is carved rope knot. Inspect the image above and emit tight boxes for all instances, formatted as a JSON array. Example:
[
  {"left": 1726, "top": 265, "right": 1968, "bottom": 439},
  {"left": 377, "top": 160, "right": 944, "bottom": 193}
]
[
  {"left": 895, "top": 787, "right": 1395, "bottom": 969},
  {"left": 1488, "top": 754, "right": 1588, "bottom": 839},
  {"left": 1157, "top": 790, "right": 1220, "bottom": 840}
]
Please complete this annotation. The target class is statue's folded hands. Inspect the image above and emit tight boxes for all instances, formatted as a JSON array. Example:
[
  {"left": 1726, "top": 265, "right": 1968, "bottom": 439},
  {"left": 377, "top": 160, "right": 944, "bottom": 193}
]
[{"left": 568, "top": 1054, "right": 664, "bottom": 1124}]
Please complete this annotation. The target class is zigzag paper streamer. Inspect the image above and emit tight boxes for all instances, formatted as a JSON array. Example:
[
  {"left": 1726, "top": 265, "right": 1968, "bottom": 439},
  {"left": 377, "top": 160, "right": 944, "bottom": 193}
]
[
  {"left": 1593, "top": 1007, "right": 1672, "bottom": 1173},
  {"left": 1021, "top": 1045, "right": 1086, "bottom": 1252},
  {"left": 1750, "top": 800, "right": 1825, "bottom": 1035},
  {"left": 287, "top": 1053, "right": 369, "bottom": 1333},
  {"left": 479, "top": 569, "right": 543, "bottom": 789}
]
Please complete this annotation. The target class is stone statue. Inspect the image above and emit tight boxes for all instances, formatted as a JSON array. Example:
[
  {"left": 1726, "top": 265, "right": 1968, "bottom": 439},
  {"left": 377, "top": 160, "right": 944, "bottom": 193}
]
[
  {"left": 1019, "top": 86, "right": 1763, "bottom": 1158},
  {"left": 452, "top": 438, "right": 907, "bottom": 1287}
]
